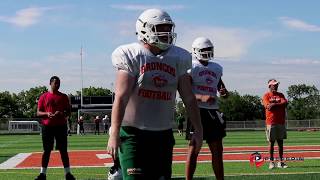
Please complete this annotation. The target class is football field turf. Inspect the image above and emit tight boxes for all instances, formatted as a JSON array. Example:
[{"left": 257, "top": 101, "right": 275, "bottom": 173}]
[{"left": 1, "top": 130, "right": 320, "bottom": 179}]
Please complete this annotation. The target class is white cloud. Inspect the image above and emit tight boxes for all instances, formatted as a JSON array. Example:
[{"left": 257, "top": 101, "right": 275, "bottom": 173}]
[
  {"left": 0, "top": 7, "right": 54, "bottom": 27},
  {"left": 46, "top": 52, "right": 81, "bottom": 63},
  {"left": 221, "top": 61, "right": 320, "bottom": 96},
  {"left": 109, "top": 4, "right": 186, "bottom": 11},
  {"left": 176, "top": 25, "right": 271, "bottom": 60},
  {"left": 109, "top": 20, "right": 271, "bottom": 60},
  {"left": 279, "top": 17, "right": 320, "bottom": 32},
  {"left": 271, "top": 58, "right": 320, "bottom": 65},
  {"left": 0, "top": 51, "right": 115, "bottom": 94}
]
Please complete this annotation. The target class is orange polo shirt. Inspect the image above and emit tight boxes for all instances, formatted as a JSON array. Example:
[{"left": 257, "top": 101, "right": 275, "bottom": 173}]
[{"left": 262, "top": 91, "right": 287, "bottom": 125}]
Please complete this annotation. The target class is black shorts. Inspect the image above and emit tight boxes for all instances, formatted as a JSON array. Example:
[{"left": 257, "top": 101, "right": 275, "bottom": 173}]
[
  {"left": 41, "top": 125, "right": 68, "bottom": 151},
  {"left": 186, "top": 108, "right": 226, "bottom": 143},
  {"left": 79, "top": 123, "right": 84, "bottom": 131}
]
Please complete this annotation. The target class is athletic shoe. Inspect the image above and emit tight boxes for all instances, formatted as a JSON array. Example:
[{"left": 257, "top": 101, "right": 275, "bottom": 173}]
[
  {"left": 35, "top": 173, "right": 46, "bottom": 180},
  {"left": 108, "top": 168, "right": 123, "bottom": 180},
  {"left": 65, "top": 172, "right": 76, "bottom": 180},
  {"left": 277, "top": 162, "right": 288, "bottom": 168},
  {"left": 269, "top": 162, "right": 275, "bottom": 169}
]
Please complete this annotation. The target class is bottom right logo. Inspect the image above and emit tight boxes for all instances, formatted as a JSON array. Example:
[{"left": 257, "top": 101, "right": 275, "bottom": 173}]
[{"left": 249, "top": 152, "right": 304, "bottom": 168}]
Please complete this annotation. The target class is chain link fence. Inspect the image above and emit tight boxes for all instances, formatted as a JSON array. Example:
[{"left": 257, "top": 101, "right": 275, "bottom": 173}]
[
  {"left": 1, "top": 118, "right": 320, "bottom": 134},
  {"left": 226, "top": 119, "right": 320, "bottom": 130}
]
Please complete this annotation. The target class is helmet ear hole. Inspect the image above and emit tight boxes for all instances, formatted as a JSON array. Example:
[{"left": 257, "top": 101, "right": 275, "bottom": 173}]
[{"left": 151, "top": 26, "right": 155, "bottom": 32}]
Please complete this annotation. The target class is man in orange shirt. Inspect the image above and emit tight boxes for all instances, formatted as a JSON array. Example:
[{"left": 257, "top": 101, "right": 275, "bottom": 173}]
[{"left": 262, "top": 79, "right": 288, "bottom": 169}]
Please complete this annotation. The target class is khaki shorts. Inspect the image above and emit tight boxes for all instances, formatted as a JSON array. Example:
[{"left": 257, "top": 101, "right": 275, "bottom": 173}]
[{"left": 266, "top": 124, "right": 287, "bottom": 142}]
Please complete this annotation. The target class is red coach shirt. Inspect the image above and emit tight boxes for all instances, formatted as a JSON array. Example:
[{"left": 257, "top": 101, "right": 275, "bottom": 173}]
[
  {"left": 262, "top": 91, "right": 287, "bottom": 125},
  {"left": 38, "top": 91, "right": 70, "bottom": 126}
]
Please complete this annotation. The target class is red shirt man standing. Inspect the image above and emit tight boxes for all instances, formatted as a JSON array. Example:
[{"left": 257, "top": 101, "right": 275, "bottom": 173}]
[{"left": 35, "top": 76, "right": 76, "bottom": 180}]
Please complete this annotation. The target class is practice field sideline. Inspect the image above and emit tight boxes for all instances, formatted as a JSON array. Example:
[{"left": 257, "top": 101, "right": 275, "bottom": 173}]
[
  {"left": 1, "top": 145, "right": 320, "bottom": 169},
  {"left": 1, "top": 131, "right": 320, "bottom": 179}
]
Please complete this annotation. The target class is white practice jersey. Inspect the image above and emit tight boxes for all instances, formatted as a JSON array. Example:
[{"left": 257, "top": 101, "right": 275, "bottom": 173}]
[
  {"left": 112, "top": 42, "right": 191, "bottom": 131},
  {"left": 188, "top": 59, "right": 223, "bottom": 109}
]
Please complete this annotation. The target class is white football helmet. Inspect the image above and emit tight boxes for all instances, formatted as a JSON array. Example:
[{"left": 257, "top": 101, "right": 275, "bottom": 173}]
[
  {"left": 136, "top": 9, "right": 176, "bottom": 50},
  {"left": 192, "top": 37, "right": 214, "bottom": 61}
]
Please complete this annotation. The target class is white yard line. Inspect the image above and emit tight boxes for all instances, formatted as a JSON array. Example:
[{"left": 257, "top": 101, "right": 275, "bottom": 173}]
[{"left": 0, "top": 153, "right": 31, "bottom": 169}]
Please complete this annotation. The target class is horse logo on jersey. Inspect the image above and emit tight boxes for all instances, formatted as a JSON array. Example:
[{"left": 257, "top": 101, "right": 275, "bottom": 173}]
[
  {"left": 206, "top": 77, "right": 213, "bottom": 85},
  {"left": 152, "top": 73, "right": 168, "bottom": 88}
]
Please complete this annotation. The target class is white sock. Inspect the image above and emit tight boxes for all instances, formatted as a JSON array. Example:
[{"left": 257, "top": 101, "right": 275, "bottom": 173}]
[
  {"left": 64, "top": 167, "right": 71, "bottom": 174},
  {"left": 40, "top": 167, "right": 47, "bottom": 174}
]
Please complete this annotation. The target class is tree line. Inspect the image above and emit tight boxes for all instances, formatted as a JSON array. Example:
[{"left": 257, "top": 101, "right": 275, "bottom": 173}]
[
  {"left": 0, "top": 84, "right": 319, "bottom": 120},
  {"left": 0, "top": 86, "right": 112, "bottom": 119},
  {"left": 176, "top": 84, "right": 320, "bottom": 121}
]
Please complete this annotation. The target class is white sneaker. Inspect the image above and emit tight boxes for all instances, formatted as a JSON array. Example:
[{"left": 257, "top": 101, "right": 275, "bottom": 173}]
[
  {"left": 269, "top": 162, "right": 275, "bottom": 169},
  {"left": 277, "top": 162, "right": 288, "bottom": 168},
  {"left": 108, "top": 169, "right": 123, "bottom": 180}
]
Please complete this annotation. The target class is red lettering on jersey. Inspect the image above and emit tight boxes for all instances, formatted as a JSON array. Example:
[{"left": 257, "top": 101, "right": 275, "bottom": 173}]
[
  {"left": 196, "top": 85, "right": 215, "bottom": 93},
  {"left": 140, "top": 62, "right": 176, "bottom": 76},
  {"left": 138, "top": 88, "right": 172, "bottom": 100},
  {"left": 199, "top": 70, "right": 217, "bottom": 79}
]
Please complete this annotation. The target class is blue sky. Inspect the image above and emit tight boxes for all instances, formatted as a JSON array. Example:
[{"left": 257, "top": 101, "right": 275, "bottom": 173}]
[{"left": 0, "top": 0, "right": 319, "bottom": 96}]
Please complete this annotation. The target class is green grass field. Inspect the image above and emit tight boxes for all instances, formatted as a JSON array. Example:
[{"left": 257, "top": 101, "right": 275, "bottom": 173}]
[{"left": 1, "top": 130, "right": 320, "bottom": 180}]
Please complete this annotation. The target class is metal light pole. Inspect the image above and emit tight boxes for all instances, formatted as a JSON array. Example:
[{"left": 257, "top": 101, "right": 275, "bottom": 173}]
[
  {"left": 111, "top": 82, "right": 114, "bottom": 103},
  {"left": 80, "top": 46, "right": 84, "bottom": 108},
  {"left": 78, "top": 46, "right": 84, "bottom": 135}
]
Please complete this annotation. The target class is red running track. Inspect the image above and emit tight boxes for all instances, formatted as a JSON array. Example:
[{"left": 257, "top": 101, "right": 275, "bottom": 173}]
[{"left": 2, "top": 145, "right": 319, "bottom": 169}]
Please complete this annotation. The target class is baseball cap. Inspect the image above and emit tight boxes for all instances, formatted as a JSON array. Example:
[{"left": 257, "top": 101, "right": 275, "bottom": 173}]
[{"left": 268, "top": 79, "right": 280, "bottom": 87}]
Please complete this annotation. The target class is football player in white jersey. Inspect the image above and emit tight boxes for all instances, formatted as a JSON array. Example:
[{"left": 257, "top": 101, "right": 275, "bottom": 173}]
[
  {"left": 107, "top": 9, "right": 203, "bottom": 180},
  {"left": 185, "top": 37, "right": 228, "bottom": 180}
]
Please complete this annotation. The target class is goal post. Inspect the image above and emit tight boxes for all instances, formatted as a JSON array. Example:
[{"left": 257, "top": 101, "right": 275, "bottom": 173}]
[
  {"left": 77, "top": 107, "right": 112, "bottom": 135},
  {"left": 70, "top": 95, "right": 114, "bottom": 135}
]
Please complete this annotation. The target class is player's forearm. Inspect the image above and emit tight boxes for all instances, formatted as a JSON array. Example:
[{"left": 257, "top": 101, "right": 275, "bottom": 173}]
[
  {"left": 273, "top": 99, "right": 287, "bottom": 107},
  {"left": 110, "top": 95, "right": 129, "bottom": 136},
  {"left": 37, "top": 110, "right": 48, "bottom": 117},
  {"left": 279, "top": 98, "right": 288, "bottom": 105},
  {"left": 218, "top": 78, "right": 225, "bottom": 89}
]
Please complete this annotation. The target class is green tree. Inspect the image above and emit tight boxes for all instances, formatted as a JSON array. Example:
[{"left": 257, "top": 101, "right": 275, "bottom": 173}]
[
  {"left": 76, "top": 86, "right": 112, "bottom": 96},
  {"left": 219, "top": 91, "right": 264, "bottom": 121},
  {"left": 242, "top": 95, "right": 265, "bottom": 120},
  {"left": 17, "top": 86, "right": 47, "bottom": 118},
  {"left": 287, "top": 84, "right": 320, "bottom": 120},
  {"left": 0, "top": 91, "right": 19, "bottom": 118},
  {"left": 219, "top": 91, "right": 246, "bottom": 121},
  {"left": 73, "top": 86, "right": 113, "bottom": 122}
]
